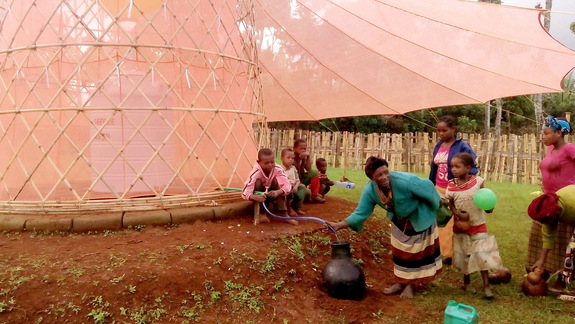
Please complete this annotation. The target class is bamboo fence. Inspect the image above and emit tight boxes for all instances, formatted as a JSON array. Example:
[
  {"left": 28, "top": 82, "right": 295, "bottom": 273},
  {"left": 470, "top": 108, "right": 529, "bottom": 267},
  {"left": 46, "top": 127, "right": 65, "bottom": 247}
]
[{"left": 261, "top": 129, "right": 572, "bottom": 185}]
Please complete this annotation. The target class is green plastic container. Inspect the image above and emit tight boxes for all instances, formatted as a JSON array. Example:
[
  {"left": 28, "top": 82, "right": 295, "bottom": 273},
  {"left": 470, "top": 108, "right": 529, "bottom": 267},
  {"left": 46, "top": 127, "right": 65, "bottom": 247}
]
[{"left": 444, "top": 300, "right": 479, "bottom": 324}]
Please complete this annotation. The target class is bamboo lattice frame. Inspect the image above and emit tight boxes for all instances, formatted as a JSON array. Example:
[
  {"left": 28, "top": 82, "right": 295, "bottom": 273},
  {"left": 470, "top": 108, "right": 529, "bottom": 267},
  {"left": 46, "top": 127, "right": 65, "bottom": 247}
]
[{"left": 0, "top": 0, "right": 264, "bottom": 215}]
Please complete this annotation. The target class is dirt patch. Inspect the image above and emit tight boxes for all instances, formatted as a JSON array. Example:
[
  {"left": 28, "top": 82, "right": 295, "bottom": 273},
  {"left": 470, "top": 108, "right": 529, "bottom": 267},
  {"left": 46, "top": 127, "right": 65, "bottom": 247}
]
[{"left": 0, "top": 197, "right": 427, "bottom": 323}]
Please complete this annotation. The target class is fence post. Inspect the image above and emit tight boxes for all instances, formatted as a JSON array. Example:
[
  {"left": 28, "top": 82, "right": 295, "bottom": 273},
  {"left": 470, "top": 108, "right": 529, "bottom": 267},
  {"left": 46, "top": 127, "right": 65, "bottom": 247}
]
[
  {"left": 354, "top": 133, "right": 362, "bottom": 170},
  {"left": 342, "top": 131, "right": 348, "bottom": 177},
  {"left": 530, "top": 133, "right": 539, "bottom": 185},
  {"left": 264, "top": 129, "right": 567, "bottom": 185},
  {"left": 512, "top": 135, "right": 519, "bottom": 183},
  {"left": 423, "top": 132, "right": 430, "bottom": 175}
]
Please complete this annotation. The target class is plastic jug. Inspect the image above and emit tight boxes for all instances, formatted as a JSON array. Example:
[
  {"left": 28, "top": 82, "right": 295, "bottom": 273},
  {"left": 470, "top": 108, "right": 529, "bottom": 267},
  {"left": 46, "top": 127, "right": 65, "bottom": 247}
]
[
  {"left": 333, "top": 181, "right": 356, "bottom": 189},
  {"left": 444, "top": 300, "right": 478, "bottom": 324}
]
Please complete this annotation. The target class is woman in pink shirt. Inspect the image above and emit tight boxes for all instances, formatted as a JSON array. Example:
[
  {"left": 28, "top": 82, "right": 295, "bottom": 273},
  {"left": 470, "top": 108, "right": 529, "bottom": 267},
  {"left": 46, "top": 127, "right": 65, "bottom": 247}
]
[{"left": 527, "top": 116, "right": 575, "bottom": 290}]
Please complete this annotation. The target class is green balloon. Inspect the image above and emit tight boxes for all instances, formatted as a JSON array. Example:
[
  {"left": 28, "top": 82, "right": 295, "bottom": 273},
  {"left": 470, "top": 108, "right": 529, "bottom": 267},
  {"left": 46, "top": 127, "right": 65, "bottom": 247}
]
[{"left": 474, "top": 188, "right": 497, "bottom": 210}]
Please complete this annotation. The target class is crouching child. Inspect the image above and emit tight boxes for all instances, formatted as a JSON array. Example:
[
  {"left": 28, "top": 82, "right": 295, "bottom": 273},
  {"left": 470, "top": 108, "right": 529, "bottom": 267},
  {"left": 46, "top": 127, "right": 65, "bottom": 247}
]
[{"left": 242, "top": 148, "right": 298, "bottom": 225}]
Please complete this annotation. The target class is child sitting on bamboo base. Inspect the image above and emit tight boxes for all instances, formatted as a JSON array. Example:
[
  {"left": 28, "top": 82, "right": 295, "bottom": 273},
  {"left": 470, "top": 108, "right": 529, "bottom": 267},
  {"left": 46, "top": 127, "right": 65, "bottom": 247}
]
[
  {"left": 314, "top": 158, "right": 334, "bottom": 199},
  {"left": 293, "top": 139, "right": 324, "bottom": 203},
  {"left": 242, "top": 148, "right": 298, "bottom": 225},
  {"left": 280, "top": 148, "right": 308, "bottom": 217}
]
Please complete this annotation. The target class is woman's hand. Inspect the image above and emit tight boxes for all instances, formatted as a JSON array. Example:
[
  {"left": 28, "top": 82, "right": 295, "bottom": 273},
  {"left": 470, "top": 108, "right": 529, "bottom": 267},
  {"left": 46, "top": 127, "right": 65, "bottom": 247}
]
[
  {"left": 529, "top": 248, "right": 550, "bottom": 273},
  {"left": 529, "top": 260, "right": 544, "bottom": 273},
  {"left": 326, "top": 220, "right": 349, "bottom": 231}
]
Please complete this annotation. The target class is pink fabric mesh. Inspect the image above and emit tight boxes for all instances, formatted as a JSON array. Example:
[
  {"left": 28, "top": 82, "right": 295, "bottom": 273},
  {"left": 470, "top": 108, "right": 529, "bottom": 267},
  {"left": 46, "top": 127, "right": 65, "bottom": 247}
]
[
  {"left": 255, "top": 0, "right": 575, "bottom": 121},
  {"left": 0, "top": 0, "right": 259, "bottom": 201}
]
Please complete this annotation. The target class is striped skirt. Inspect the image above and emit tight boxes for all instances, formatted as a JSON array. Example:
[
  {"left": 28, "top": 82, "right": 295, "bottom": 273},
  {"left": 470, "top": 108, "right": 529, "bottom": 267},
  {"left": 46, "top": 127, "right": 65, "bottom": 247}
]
[
  {"left": 391, "top": 218, "right": 442, "bottom": 285},
  {"left": 527, "top": 221, "right": 575, "bottom": 273}
]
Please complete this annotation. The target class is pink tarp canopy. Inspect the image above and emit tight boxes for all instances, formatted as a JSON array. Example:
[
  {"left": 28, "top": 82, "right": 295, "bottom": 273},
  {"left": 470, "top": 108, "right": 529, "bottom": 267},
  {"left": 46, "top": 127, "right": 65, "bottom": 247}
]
[{"left": 254, "top": 0, "right": 575, "bottom": 122}]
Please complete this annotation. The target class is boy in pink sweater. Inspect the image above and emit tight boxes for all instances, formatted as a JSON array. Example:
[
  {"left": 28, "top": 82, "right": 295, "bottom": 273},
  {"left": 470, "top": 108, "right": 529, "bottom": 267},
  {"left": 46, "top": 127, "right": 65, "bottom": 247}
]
[{"left": 242, "top": 148, "right": 298, "bottom": 225}]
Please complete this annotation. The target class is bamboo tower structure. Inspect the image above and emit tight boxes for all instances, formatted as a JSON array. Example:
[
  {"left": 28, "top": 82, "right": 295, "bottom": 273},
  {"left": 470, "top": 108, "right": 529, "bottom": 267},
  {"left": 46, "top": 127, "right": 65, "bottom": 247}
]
[{"left": 0, "top": 0, "right": 263, "bottom": 217}]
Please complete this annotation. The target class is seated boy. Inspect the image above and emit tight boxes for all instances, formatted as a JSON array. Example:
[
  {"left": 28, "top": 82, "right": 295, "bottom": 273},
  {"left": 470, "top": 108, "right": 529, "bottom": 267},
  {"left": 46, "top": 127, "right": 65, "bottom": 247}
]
[
  {"left": 280, "top": 148, "right": 308, "bottom": 216},
  {"left": 241, "top": 148, "right": 298, "bottom": 225},
  {"left": 314, "top": 157, "right": 334, "bottom": 198},
  {"left": 293, "top": 139, "right": 323, "bottom": 203}
]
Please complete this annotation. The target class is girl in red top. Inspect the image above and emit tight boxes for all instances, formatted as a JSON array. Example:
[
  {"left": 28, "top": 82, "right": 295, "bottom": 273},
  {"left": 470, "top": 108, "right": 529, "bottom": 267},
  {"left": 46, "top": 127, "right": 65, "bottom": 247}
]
[{"left": 446, "top": 153, "right": 502, "bottom": 299}]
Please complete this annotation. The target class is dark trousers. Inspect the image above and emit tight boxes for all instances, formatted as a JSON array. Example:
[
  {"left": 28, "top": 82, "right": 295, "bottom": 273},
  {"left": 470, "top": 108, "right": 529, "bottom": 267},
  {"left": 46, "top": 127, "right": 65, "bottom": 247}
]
[
  {"left": 254, "top": 178, "right": 287, "bottom": 212},
  {"left": 287, "top": 184, "right": 307, "bottom": 211}
]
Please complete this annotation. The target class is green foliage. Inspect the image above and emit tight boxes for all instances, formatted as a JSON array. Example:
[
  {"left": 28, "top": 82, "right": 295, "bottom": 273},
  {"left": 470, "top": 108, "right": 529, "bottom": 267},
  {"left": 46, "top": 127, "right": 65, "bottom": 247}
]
[
  {"left": 270, "top": 90, "right": 575, "bottom": 135},
  {"left": 86, "top": 308, "right": 110, "bottom": 324},
  {"left": 223, "top": 281, "right": 265, "bottom": 314},
  {"left": 456, "top": 116, "right": 478, "bottom": 133},
  {"left": 0, "top": 298, "right": 15, "bottom": 313},
  {"left": 260, "top": 249, "right": 281, "bottom": 273}
]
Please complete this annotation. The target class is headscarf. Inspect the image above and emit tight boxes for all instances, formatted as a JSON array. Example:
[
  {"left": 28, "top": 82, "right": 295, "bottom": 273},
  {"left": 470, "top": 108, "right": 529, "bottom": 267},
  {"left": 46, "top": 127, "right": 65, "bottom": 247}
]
[
  {"left": 546, "top": 115, "right": 571, "bottom": 135},
  {"left": 527, "top": 192, "right": 562, "bottom": 223}
]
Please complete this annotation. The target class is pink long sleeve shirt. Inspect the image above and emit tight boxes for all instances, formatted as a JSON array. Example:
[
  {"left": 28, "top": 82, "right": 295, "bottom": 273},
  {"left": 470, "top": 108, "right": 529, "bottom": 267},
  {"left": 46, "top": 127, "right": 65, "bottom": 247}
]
[
  {"left": 241, "top": 163, "right": 291, "bottom": 200},
  {"left": 540, "top": 143, "right": 575, "bottom": 194}
]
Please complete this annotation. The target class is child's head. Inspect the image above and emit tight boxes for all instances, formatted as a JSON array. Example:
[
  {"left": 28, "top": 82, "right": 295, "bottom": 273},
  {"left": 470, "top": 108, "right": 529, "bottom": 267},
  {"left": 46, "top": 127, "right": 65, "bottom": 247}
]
[
  {"left": 257, "top": 148, "right": 275, "bottom": 174},
  {"left": 451, "top": 152, "right": 474, "bottom": 179},
  {"left": 436, "top": 115, "right": 457, "bottom": 142},
  {"left": 543, "top": 116, "right": 571, "bottom": 146},
  {"left": 293, "top": 139, "right": 307, "bottom": 156},
  {"left": 316, "top": 158, "right": 328, "bottom": 173},
  {"left": 281, "top": 148, "right": 295, "bottom": 167}
]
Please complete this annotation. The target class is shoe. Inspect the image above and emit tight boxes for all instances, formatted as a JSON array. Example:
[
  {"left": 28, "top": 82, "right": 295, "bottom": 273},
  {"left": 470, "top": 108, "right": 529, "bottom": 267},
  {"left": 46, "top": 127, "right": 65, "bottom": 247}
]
[
  {"left": 311, "top": 195, "right": 326, "bottom": 203},
  {"left": 443, "top": 257, "right": 452, "bottom": 265}
]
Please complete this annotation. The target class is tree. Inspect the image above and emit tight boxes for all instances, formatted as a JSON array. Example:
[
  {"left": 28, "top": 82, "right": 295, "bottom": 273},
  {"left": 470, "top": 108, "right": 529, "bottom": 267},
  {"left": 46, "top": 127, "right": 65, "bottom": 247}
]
[
  {"left": 532, "top": 1, "right": 553, "bottom": 133},
  {"left": 479, "top": 0, "right": 502, "bottom": 135}
]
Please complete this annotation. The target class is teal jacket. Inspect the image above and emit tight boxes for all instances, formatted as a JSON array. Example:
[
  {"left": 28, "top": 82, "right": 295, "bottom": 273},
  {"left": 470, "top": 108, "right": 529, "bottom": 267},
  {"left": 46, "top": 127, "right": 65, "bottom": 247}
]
[{"left": 345, "top": 171, "right": 440, "bottom": 232}]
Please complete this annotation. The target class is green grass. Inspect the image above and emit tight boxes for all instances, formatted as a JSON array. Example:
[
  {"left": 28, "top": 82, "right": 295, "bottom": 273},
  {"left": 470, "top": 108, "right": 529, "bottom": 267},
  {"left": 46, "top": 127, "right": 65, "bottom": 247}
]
[{"left": 326, "top": 166, "right": 575, "bottom": 323}]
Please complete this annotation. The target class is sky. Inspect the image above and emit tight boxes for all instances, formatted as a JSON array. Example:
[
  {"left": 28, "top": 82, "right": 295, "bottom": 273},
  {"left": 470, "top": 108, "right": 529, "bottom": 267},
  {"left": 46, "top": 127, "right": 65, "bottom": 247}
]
[{"left": 500, "top": 0, "right": 575, "bottom": 50}]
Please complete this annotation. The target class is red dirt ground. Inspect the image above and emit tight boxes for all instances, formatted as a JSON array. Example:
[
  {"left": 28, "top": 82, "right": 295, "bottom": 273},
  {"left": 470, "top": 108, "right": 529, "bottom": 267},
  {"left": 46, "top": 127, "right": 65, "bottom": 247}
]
[{"left": 0, "top": 197, "right": 429, "bottom": 323}]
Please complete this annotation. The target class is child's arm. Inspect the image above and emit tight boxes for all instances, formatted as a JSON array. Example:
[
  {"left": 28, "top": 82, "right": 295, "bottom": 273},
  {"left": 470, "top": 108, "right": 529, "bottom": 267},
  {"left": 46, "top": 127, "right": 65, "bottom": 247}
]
[
  {"left": 250, "top": 193, "right": 266, "bottom": 202},
  {"left": 242, "top": 166, "right": 266, "bottom": 203},
  {"left": 292, "top": 179, "right": 301, "bottom": 194},
  {"left": 445, "top": 188, "right": 461, "bottom": 218},
  {"left": 302, "top": 152, "right": 312, "bottom": 172},
  {"left": 269, "top": 165, "right": 292, "bottom": 198},
  {"left": 448, "top": 198, "right": 459, "bottom": 217}
]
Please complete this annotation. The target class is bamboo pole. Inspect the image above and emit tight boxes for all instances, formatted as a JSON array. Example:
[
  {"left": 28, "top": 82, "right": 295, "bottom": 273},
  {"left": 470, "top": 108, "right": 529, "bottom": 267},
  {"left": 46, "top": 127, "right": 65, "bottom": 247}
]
[
  {"left": 331, "top": 132, "right": 338, "bottom": 167},
  {"left": 423, "top": 132, "right": 430, "bottom": 175},
  {"left": 531, "top": 133, "right": 539, "bottom": 185},
  {"left": 354, "top": 133, "right": 362, "bottom": 170},
  {"left": 512, "top": 135, "right": 519, "bottom": 183},
  {"left": 342, "top": 131, "right": 348, "bottom": 179}
]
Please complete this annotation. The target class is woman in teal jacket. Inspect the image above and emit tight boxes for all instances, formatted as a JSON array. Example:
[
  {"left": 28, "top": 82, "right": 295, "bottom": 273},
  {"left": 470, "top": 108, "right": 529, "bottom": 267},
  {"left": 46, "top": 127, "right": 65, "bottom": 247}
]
[{"left": 328, "top": 157, "right": 442, "bottom": 299}]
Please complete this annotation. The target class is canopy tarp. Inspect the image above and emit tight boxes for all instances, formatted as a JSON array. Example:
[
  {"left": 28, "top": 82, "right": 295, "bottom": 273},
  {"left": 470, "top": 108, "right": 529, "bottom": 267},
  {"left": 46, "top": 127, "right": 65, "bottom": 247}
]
[{"left": 254, "top": 0, "right": 575, "bottom": 122}]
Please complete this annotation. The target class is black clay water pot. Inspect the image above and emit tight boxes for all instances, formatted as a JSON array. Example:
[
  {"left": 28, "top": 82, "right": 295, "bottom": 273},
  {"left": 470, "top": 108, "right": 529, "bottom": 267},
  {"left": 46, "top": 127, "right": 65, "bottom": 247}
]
[{"left": 321, "top": 241, "right": 365, "bottom": 300}]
